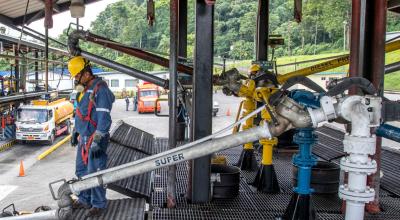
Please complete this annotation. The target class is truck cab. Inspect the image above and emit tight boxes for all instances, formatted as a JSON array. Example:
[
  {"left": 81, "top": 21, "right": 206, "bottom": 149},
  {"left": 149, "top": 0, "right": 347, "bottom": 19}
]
[
  {"left": 137, "top": 82, "right": 161, "bottom": 113},
  {"left": 15, "top": 99, "right": 73, "bottom": 144}
]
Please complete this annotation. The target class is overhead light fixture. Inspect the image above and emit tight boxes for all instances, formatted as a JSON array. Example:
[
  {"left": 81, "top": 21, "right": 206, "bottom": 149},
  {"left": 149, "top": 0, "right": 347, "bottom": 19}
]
[{"left": 70, "top": 0, "right": 85, "bottom": 18}]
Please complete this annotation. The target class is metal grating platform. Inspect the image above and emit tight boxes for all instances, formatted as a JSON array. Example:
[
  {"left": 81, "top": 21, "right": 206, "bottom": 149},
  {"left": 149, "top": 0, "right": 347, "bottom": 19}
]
[
  {"left": 111, "top": 122, "right": 154, "bottom": 155},
  {"left": 151, "top": 135, "right": 400, "bottom": 220},
  {"left": 73, "top": 198, "right": 146, "bottom": 220},
  {"left": 152, "top": 207, "right": 279, "bottom": 220},
  {"left": 107, "top": 142, "right": 152, "bottom": 199}
]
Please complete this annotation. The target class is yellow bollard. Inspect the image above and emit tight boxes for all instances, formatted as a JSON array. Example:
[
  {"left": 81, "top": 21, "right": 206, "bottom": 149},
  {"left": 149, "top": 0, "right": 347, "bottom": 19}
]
[{"left": 37, "top": 135, "right": 71, "bottom": 160}]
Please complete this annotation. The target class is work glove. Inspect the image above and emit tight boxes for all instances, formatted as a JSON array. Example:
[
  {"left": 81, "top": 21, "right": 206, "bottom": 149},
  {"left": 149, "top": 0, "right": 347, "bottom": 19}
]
[
  {"left": 90, "top": 141, "right": 103, "bottom": 159},
  {"left": 90, "top": 131, "right": 106, "bottom": 158},
  {"left": 71, "top": 131, "right": 79, "bottom": 147},
  {"left": 93, "top": 132, "right": 103, "bottom": 144}
]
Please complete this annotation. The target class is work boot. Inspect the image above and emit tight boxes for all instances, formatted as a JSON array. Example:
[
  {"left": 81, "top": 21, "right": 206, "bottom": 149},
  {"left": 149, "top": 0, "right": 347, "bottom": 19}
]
[
  {"left": 85, "top": 207, "right": 105, "bottom": 218},
  {"left": 72, "top": 200, "right": 91, "bottom": 210}
]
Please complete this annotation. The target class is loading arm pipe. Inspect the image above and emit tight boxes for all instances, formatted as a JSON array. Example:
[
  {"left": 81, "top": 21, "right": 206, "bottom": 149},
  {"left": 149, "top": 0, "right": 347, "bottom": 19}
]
[
  {"left": 70, "top": 124, "right": 274, "bottom": 194},
  {"left": 79, "top": 51, "right": 168, "bottom": 88},
  {"left": 68, "top": 33, "right": 168, "bottom": 88},
  {"left": 277, "top": 39, "right": 400, "bottom": 84},
  {"left": 385, "top": 61, "right": 400, "bottom": 75},
  {"left": 376, "top": 123, "right": 400, "bottom": 143},
  {"left": 0, "top": 210, "right": 57, "bottom": 220},
  {"left": 67, "top": 95, "right": 322, "bottom": 195},
  {"left": 69, "top": 30, "right": 193, "bottom": 75}
]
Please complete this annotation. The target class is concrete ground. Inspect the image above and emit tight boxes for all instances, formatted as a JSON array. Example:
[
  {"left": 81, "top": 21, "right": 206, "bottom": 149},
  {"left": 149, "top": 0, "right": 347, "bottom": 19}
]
[{"left": 0, "top": 91, "right": 399, "bottom": 212}]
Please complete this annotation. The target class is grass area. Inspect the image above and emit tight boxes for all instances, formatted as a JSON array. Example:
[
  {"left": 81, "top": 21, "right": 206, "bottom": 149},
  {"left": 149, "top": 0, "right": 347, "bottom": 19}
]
[{"left": 223, "top": 50, "right": 400, "bottom": 91}]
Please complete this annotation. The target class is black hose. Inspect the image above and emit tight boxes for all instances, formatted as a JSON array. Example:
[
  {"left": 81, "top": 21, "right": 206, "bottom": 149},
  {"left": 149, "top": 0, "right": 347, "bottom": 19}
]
[
  {"left": 269, "top": 75, "right": 325, "bottom": 106},
  {"left": 67, "top": 31, "right": 82, "bottom": 56},
  {"left": 281, "top": 75, "right": 325, "bottom": 93},
  {"left": 326, "top": 77, "right": 376, "bottom": 96}
]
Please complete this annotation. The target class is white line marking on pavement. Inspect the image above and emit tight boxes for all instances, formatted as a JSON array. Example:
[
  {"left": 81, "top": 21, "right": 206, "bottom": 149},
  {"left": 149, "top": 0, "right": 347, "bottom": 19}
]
[{"left": 0, "top": 185, "right": 18, "bottom": 202}]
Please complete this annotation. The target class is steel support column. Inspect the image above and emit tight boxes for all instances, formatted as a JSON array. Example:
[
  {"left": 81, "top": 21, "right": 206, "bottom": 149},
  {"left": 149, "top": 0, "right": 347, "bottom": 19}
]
[
  {"left": 44, "top": 0, "right": 53, "bottom": 92},
  {"left": 34, "top": 51, "right": 39, "bottom": 91},
  {"left": 256, "top": 0, "right": 269, "bottom": 61},
  {"left": 348, "top": 0, "right": 387, "bottom": 213},
  {"left": 179, "top": 0, "right": 188, "bottom": 58},
  {"left": 190, "top": 0, "right": 214, "bottom": 203},
  {"left": 177, "top": 0, "right": 187, "bottom": 142},
  {"left": 14, "top": 46, "right": 19, "bottom": 92},
  {"left": 45, "top": 28, "right": 49, "bottom": 92},
  {"left": 167, "top": 0, "right": 179, "bottom": 208}
]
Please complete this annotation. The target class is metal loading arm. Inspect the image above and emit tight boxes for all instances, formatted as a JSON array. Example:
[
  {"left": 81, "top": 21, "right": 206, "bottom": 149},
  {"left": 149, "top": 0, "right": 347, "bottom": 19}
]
[
  {"left": 64, "top": 94, "right": 337, "bottom": 199},
  {"left": 69, "top": 30, "right": 193, "bottom": 75},
  {"left": 276, "top": 39, "right": 400, "bottom": 84},
  {"left": 68, "top": 32, "right": 168, "bottom": 88}
]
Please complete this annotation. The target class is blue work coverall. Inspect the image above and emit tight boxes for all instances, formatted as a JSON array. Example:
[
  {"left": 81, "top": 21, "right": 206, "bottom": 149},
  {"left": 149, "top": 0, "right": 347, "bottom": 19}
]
[{"left": 75, "top": 77, "right": 115, "bottom": 209}]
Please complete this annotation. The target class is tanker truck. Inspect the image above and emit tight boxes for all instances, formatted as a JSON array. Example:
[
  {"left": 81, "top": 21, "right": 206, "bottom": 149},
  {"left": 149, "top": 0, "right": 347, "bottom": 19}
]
[{"left": 15, "top": 99, "right": 74, "bottom": 144}]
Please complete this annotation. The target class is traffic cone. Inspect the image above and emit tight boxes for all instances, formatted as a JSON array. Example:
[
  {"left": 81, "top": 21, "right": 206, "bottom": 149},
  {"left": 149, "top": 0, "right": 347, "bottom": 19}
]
[
  {"left": 226, "top": 108, "right": 231, "bottom": 116},
  {"left": 19, "top": 160, "right": 25, "bottom": 177}
]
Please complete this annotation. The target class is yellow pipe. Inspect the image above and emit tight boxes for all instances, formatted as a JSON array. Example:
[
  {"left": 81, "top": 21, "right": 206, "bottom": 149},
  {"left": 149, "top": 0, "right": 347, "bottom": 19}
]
[
  {"left": 260, "top": 138, "right": 278, "bottom": 165},
  {"left": 37, "top": 135, "right": 71, "bottom": 160},
  {"left": 233, "top": 100, "right": 244, "bottom": 134},
  {"left": 277, "top": 39, "right": 400, "bottom": 84},
  {"left": 242, "top": 97, "right": 256, "bottom": 150}
]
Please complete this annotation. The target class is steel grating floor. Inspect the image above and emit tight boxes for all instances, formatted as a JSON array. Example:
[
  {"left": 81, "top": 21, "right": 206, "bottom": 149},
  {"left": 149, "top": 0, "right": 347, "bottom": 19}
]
[
  {"left": 73, "top": 198, "right": 146, "bottom": 220},
  {"left": 151, "top": 136, "right": 400, "bottom": 220}
]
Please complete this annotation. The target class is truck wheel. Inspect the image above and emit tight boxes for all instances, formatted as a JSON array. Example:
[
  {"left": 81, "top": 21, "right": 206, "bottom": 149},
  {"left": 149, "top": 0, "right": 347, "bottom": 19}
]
[
  {"left": 48, "top": 132, "right": 55, "bottom": 145},
  {"left": 65, "top": 120, "right": 72, "bottom": 135}
]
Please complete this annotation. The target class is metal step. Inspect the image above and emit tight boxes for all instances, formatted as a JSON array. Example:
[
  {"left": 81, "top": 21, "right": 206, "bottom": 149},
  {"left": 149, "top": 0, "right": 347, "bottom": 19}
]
[
  {"left": 107, "top": 142, "right": 152, "bottom": 199},
  {"left": 111, "top": 122, "right": 154, "bottom": 155}
]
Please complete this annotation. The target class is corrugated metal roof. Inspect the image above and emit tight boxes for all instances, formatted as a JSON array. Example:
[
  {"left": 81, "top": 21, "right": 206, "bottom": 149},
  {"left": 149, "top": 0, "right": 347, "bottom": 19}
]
[
  {"left": 0, "top": 0, "right": 69, "bottom": 19},
  {"left": 0, "top": 0, "right": 102, "bottom": 26}
]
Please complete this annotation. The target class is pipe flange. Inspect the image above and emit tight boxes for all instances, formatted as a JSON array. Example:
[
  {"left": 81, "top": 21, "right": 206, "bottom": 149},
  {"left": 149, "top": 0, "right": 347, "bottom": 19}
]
[
  {"left": 340, "top": 157, "right": 377, "bottom": 175},
  {"left": 339, "top": 184, "right": 375, "bottom": 203},
  {"left": 343, "top": 135, "right": 376, "bottom": 155}
]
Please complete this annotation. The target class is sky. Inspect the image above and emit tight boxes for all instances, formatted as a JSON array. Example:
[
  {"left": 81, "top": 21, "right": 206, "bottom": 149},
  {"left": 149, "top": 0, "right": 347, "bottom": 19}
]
[{"left": 26, "top": 0, "right": 120, "bottom": 38}]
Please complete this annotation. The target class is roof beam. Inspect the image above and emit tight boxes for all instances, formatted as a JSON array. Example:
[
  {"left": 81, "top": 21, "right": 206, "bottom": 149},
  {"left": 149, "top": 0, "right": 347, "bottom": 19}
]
[
  {"left": 0, "top": 14, "right": 14, "bottom": 26},
  {"left": 389, "top": 0, "right": 400, "bottom": 13},
  {"left": 389, "top": 0, "right": 400, "bottom": 9},
  {"left": 38, "top": 0, "right": 62, "bottom": 13},
  {"left": 25, "top": 10, "right": 45, "bottom": 25}
]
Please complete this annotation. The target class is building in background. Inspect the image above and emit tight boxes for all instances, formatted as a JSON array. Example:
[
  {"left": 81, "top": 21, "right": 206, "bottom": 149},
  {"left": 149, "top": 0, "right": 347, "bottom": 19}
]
[{"left": 97, "top": 71, "right": 168, "bottom": 92}]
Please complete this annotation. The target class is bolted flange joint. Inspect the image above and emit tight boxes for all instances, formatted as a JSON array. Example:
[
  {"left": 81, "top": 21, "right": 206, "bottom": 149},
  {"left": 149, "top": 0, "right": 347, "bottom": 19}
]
[
  {"left": 340, "top": 157, "right": 377, "bottom": 175},
  {"left": 339, "top": 184, "right": 375, "bottom": 203},
  {"left": 343, "top": 135, "right": 376, "bottom": 155}
]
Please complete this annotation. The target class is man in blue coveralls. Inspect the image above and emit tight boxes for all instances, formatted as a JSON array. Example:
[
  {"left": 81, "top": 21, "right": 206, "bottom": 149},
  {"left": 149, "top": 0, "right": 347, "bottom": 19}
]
[{"left": 69, "top": 56, "right": 115, "bottom": 217}]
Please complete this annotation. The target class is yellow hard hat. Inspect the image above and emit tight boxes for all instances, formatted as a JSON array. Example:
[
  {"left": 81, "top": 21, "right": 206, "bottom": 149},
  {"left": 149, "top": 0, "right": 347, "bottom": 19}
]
[
  {"left": 68, "top": 56, "right": 89, "bottom": 79},
  {"left": 249, "top": 64, "right": 260, "bottom": 73}
]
